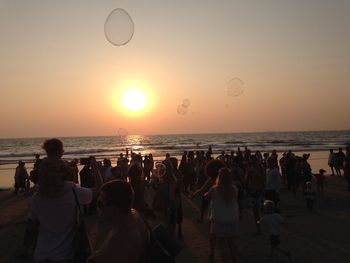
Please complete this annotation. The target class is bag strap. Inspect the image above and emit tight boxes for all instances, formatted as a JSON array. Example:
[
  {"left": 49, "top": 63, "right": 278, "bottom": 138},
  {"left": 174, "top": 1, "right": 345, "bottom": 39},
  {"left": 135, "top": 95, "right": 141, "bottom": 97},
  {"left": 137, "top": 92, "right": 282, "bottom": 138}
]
[{"left": 72, "top": 188, "right": 85, "bottom": 224}]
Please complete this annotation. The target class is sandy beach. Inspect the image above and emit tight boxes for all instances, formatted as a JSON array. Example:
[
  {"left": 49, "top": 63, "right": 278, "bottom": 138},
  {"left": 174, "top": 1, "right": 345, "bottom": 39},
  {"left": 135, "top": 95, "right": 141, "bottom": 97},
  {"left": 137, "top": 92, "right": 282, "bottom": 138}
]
[{"left": 1, "top": 175, "right": 349, "bottom": 263}]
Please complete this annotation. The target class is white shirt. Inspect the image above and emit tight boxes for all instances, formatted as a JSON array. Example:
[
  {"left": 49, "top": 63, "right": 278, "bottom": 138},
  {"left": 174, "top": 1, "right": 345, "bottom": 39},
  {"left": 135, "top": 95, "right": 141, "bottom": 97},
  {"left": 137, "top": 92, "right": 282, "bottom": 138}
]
[
  {"left": 265, "top": 168, "right": 282, "bottom": 193},
  {"left": 260, "top": 213, "right": 284, "bottom": 236},
  {"left": 31, "top": 181, "right": 92, "bottom": 262},
  {"left": 209, "top": 186, "right": 239, "bottom": 223}
]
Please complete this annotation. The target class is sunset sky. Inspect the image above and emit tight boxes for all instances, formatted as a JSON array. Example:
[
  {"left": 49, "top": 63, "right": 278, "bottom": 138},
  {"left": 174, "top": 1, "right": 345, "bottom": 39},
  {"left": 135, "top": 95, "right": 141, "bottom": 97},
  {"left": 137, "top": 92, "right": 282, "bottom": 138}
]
[{"left": 1, "top": 0, "right": 349, "bottom": 138}]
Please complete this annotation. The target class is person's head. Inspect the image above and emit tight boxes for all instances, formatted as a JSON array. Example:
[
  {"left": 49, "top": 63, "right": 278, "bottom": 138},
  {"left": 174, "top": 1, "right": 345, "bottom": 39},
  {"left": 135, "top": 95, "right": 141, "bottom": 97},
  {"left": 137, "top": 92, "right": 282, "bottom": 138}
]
[
  {"left": 119, "top": 153, "right": 124, "bottom": 158},
  {"left": 98, "top": 180, "right": 134, "bottom": 222},
  {"left": 18, "top": 160, "right": 25, "bottom": 167},
  {"left": 168, "top": 157, "right": 178, "bottom": 172},
  {"left": 205, "top": 151, "right": 212, "bottom": 159},
  {"left": 42, "top": 139, "right": 64, "bottom": 158},
  {"left": 221, "top": 150, "right": 225, "bottom": 155},
  {"left": 205, "top": 159, "right": 225, "bottom": 179},
  {"left": 319, "top": 169, "right": 326, "bottom": 174},
  {"left": 35, "top": 154, "right": 40, "bottom": 159},
  {"left": 330, "top": 149, "right": 333, "bottom": 153},
  {"left": 103, "top": 159, "right": 111, "bottom": 167},
  {"left": 216, "top": 167, "right": 232, "bottom": 188},
  {"left": 263, "top": 200, "right": 275, "bottom": 214},
  {"left": 303, "top": 153, "right": 310, "bottom": 160},
  {"left": 306, "top": 181, "right": 312, "bottom": 189},
  {"left": 38, "top": 159, "right": 70, "bottom": 197},
  {"left": 267, "top": 157, "right": 276, "bottom": 169},
  {"left": 128, "top": 164, "right": 143, "bottom": 180},
  {"left": 339, "top": 147, "right": 343, "bottom": 152},
  {"left": 216, "top": 167, "right": 235, "bottom": 204},
  {"left": 166, "top": 153, "right": 170, "bottom": 159}
]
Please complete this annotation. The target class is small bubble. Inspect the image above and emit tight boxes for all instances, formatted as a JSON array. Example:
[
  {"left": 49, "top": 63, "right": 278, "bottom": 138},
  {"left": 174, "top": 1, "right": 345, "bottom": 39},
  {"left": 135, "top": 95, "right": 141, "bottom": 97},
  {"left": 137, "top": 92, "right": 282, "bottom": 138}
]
[
  {"left": 104, "top": 8, "right": 134, "bottom": 46},
  {"left": 182, "top": 98, "right": 191, "bottom": 107},
  {"left": 117, "top": 128, "right": 128, "bottom": 136},
  {"left": 227, "top": 78, "right": 244, "bottom": 97},
  {"left": 177, "top": 104, "right": 187, "bottom": 115}
]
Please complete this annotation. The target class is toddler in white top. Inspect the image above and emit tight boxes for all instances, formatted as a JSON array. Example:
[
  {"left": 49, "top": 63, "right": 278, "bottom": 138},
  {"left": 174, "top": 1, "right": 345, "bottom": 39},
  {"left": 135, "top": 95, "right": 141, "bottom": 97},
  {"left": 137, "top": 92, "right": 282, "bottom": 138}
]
[{"left": 258, "top": 200, "right": 292, "bottom": 261}]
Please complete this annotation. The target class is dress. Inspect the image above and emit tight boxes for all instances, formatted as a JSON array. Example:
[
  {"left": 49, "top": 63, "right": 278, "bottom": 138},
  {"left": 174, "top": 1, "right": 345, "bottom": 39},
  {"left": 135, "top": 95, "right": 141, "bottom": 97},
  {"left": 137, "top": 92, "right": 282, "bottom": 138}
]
[{"left": 208, "top": 186, "right": 239, "bottom": 237}]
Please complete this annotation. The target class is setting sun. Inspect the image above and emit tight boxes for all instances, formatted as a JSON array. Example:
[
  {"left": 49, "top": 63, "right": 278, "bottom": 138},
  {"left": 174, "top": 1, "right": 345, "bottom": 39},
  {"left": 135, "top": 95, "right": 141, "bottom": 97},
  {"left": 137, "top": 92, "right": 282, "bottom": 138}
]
[
  {"left": 122, "top": 89, "right": 146, "bottom": 112},
  {"left": 112, "top": 80, "right": 155, "bottom": 117}
]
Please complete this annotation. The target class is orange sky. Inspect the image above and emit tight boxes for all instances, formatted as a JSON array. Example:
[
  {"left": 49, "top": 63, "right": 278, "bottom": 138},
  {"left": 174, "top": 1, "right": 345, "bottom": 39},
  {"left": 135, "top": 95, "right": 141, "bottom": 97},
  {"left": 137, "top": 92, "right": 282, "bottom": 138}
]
[{"left": 1, "top": 0, "right": 349, "bottom": 138}]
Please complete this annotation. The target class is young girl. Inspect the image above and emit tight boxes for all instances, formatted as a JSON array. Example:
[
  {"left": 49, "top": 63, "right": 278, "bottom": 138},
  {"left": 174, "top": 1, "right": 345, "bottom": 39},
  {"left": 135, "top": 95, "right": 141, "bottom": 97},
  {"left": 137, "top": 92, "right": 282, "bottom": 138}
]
[
  {"left": 259, "top": 200, "right": 291, "bottom": 261},
  {"left": 205, "top": 167, "right": 239, "bottom": 263}
]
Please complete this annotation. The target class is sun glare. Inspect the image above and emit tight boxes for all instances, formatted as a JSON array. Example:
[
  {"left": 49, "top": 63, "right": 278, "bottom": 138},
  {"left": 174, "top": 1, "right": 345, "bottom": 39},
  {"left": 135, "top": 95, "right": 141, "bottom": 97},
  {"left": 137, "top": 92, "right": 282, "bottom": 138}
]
[
  {"left": 122, "top": 89, "right": 146, "bottom": 112},
  {"left": 112, "top": 80, "right": 154, "bottom": 117}
]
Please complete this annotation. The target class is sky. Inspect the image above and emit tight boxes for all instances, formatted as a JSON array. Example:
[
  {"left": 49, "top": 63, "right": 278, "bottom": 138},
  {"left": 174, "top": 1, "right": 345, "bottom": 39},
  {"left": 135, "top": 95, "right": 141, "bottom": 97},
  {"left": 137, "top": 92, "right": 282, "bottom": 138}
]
[{"left": 1, "top": 0, "right": 349, "bottom": 138}]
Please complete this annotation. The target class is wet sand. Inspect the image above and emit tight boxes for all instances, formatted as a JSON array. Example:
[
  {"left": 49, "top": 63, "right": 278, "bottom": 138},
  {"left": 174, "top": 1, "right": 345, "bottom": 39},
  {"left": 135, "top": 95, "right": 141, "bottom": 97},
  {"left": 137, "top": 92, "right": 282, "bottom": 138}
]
[{"left": 1, "top": 174, "right": 349, "bottom": 263}]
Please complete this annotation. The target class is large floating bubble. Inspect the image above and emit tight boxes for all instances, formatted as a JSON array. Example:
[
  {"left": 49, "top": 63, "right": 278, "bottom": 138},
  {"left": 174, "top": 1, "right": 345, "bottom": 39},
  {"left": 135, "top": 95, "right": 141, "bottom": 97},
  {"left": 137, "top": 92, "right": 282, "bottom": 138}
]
[
  {"left": 181, "top": 98, "right": 191, "bottom": 107},
  {"left": 117, "top": 128, "right": 128, "bottom": 136},
  {"left": 177, "top": 104, "right": 188, "bottom": 115},
  {"left": 227, "top": 78, "right": 244, "bottom": 97},
  {"left": 104, "top": 8, "right": 134, "bottom": 46}
]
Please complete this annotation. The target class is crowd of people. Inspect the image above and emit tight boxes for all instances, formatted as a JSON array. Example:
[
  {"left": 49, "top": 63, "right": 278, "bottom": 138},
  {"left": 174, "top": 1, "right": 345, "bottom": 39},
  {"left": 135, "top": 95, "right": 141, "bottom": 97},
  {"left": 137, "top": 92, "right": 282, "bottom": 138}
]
[{"left": 14, "top": 139, "right": 350, "bottom": 263}]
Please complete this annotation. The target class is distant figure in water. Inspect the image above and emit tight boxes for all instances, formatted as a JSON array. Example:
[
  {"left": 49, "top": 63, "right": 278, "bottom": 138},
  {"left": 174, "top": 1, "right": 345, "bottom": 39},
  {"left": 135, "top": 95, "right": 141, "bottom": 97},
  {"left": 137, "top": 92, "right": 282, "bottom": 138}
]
[{"left": 14, "top": 160, "right": 28, "bottom": 195}]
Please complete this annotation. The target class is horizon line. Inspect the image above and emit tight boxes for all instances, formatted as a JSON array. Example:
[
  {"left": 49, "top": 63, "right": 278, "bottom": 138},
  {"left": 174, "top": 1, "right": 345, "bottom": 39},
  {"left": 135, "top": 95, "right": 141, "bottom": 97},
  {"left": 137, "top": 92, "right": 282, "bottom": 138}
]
[{"left": 1, "top": 128, "right": 349, "bottom": 140}]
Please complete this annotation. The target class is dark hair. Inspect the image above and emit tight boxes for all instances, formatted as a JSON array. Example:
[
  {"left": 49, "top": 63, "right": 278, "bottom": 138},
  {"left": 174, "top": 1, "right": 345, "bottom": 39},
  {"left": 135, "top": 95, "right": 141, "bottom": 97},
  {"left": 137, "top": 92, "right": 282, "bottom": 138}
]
[
  {"left": 101, "top": 180, "right": 134, "bottom": 213},
  {"left": 38, "top": 159, "right": 71, "bottom": 198},
  {"left": 42, "top": 139, "right": 64, "bottom": 157},
  {"left": 205, "top": 159, "right": 225, "bottom": 179}
]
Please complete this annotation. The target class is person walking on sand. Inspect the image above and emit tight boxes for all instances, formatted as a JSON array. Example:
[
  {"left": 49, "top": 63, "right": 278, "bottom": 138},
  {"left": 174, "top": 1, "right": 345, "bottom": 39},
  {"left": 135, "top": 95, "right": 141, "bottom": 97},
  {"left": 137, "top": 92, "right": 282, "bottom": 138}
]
[
  {"left": 258, "top": 200, "right": 291, "bottom": 261},
  {"left": 328, "top": 149, "right": 336, "bottom": 176},
  {"left": 205, "top": 167, "right": 240, "bottom": 263},
  {"left": 14, "top": 161, "right": 29, "bottom": 195}
]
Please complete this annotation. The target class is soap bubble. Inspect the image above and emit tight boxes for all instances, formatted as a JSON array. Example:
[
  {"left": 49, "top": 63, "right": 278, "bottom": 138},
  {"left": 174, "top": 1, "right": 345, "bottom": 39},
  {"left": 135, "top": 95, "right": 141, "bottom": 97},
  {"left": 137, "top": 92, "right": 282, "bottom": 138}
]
[
  {"left": 182, "top": 98, "right": 191, "bottom": 107},
  {"left": 177, "top": 104, "right": 187, "bottom": 115},
  {"left": 227, "top": 78, "right": 244, "bottom": 97},
  {"left": 104, "top": 8, "right": 134, "bottom": 46},
  {"left": 155, "top": 162, "right": 167, "bottom": 177},
  {"left": 117, "top": 128, "right": 128, "bottom": 136}
]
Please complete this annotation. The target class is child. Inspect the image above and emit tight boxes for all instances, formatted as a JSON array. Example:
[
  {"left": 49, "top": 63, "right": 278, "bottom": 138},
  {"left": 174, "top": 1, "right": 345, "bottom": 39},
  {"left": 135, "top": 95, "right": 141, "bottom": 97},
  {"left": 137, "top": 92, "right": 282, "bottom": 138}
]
[
  {"left": 313, "top": 169, "right": 326, "bottom": 196},
  {"left": 304, "top": 181, "right": 316, "bottom": 212},
  {"left": 258, "top": 200, "right": 291, "bottom": 261}
]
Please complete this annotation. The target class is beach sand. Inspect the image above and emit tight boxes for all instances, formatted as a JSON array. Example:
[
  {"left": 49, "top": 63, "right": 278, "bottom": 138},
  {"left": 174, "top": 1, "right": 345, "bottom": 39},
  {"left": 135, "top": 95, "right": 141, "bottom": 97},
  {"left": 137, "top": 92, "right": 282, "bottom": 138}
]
[{"left": 0, "top": 175, "right": 349, "bottom": 263}]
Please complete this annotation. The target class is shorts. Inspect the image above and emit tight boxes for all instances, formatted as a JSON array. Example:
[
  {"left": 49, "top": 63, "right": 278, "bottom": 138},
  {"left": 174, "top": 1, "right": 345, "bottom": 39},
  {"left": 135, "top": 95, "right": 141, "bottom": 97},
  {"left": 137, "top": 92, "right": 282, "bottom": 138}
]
[
  {"left": 270, "top": 235, "right": 280, "bottom": 246},
  {"left": 210, "top": 220, "right": 239, "bottom": 238}
]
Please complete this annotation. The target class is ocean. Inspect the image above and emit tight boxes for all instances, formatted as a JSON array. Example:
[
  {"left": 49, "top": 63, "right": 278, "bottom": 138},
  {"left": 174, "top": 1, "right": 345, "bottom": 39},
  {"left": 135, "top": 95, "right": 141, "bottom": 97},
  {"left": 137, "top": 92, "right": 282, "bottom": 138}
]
[{"left": 1, "top": 130, "right": 349, "bottom": 188}]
